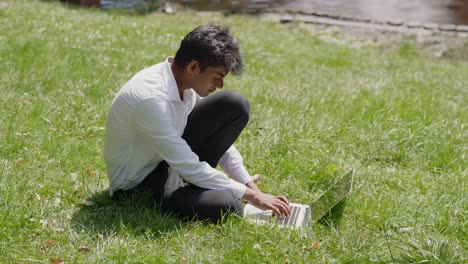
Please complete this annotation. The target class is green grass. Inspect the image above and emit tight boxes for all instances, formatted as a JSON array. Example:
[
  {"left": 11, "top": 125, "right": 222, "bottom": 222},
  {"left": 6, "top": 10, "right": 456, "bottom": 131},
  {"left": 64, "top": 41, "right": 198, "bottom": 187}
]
[{"left": 1, "top": 0, "right": 467, "bottom": 263}]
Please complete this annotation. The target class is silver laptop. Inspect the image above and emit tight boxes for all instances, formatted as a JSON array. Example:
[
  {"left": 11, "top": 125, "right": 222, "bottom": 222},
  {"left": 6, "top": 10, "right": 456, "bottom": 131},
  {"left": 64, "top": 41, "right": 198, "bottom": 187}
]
[{"left": 244, "top": 169, "right": 354, "bottom": 228}]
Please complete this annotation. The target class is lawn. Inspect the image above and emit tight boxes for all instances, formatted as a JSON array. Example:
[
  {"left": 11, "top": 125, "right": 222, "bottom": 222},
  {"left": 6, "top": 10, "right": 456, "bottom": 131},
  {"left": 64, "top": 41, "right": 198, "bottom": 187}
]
[{"left": 0, "top": 0, "right": 467, "bottom": 263}]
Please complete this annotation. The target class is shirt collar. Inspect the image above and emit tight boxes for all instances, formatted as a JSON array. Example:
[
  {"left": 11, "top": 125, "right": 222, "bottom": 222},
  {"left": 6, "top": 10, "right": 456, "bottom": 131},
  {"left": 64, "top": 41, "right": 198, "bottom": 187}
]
[{"left": 163, "top": 57, "right": 183, "bottom": 102}]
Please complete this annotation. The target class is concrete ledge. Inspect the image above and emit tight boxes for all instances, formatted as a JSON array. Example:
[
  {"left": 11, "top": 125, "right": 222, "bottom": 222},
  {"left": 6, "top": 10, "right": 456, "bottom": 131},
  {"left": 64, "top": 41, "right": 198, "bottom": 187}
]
[{"left": 258, "top": 10, "right": 468, "bottom": 37}]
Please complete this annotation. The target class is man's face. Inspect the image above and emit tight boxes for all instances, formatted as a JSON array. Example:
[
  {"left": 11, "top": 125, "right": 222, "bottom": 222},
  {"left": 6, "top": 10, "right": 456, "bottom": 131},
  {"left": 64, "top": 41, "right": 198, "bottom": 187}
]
[{"left": 190, "top": 64, "right": 229, "bottom": 97}]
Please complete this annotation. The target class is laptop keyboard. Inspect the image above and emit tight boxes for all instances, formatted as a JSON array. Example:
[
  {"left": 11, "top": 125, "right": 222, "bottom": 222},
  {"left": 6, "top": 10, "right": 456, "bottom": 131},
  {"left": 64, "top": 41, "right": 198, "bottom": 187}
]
[{"left": 278, "top": 205, "right": 301, "bottom": 227}]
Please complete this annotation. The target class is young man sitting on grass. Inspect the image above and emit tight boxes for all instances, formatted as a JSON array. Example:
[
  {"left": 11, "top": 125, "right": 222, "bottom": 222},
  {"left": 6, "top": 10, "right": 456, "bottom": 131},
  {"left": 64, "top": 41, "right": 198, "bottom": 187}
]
[{"left": 104, "top": 24, "right": 291, "bottom": 222}]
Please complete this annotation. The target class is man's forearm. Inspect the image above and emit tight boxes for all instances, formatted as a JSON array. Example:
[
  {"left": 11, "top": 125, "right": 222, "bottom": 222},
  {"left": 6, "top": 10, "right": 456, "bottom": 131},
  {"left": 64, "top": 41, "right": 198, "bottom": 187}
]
[{"left": 245, "top": 180, "right": 260, "bottom": 192}]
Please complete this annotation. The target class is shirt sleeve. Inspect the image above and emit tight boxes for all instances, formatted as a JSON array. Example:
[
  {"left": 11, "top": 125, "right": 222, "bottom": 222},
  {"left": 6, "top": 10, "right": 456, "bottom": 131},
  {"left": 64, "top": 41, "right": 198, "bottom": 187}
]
[
  {"left": 218, "top": 145, "right": 253, "bottom": 185},
  {"left": 132, "top": 97, "right": 247, "bottom": 199}
]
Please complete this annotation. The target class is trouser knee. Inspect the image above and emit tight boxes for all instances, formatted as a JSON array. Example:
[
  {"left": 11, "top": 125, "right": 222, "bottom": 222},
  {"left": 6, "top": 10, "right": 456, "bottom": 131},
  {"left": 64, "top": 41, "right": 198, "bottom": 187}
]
[
  {"left": 195, "top": 190, "right": 244, "bottom": 223},
  {"left": 209, "top": 196, "right": 244, "bottom": 223},
  {"left": 216, "top": 90, "right": 250, "bottom": 123}
]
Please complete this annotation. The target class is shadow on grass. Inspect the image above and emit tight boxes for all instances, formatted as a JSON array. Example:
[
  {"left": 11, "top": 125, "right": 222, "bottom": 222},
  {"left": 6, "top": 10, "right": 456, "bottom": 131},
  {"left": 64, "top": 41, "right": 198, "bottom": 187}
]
[{"left": 70, "top": 190, "right": 182, "bottom": 238}]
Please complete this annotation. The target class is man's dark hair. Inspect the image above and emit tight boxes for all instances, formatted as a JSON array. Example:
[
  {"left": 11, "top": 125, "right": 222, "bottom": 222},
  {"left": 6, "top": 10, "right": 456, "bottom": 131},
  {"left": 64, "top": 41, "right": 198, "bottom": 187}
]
[{"left": 174, "top": 24, "right": 244, "bottom": 75}]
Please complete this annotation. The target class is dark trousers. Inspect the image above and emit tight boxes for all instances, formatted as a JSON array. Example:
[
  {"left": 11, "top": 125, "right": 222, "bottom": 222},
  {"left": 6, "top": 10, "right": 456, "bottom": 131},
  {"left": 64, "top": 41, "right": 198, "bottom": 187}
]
[{"left": 114, "top": 90, "right": 250, "bottom": 222}]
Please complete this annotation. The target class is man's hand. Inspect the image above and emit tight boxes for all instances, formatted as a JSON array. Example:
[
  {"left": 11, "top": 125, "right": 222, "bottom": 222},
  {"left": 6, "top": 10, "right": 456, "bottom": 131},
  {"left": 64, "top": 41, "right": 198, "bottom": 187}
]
[{"left": 242, "top": 187, "right": 291, "bottom": 218}]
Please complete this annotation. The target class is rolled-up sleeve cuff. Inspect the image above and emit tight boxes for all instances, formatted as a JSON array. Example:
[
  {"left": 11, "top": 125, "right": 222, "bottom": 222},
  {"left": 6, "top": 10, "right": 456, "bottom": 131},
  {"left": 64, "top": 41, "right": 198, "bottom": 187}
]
[
  {"left": 231, "top": 165, "right": 253, "bottom": 185},
  {"left": 229, "top": 180, "right": 247, "bottom": 199}
]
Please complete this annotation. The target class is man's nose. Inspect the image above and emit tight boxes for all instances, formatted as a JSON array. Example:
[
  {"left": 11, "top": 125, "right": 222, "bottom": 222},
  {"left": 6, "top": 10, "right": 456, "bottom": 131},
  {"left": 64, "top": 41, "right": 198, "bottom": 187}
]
[{"left": 218, "top": 79, "right": 224, "bottom": 89}]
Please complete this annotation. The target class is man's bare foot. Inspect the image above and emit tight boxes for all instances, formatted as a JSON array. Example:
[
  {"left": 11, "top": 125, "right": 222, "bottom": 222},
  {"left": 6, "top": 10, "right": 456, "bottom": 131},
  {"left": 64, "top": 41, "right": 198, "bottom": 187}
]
[{"left": 252, "top": 174, "right": 261, "bottom": 182}]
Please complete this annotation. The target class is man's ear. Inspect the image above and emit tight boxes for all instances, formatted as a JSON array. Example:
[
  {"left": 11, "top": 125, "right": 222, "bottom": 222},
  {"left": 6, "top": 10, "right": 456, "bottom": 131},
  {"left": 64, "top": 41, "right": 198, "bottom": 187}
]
[{"left": 187, "top": 60, "right": 200, "bottom": 75}]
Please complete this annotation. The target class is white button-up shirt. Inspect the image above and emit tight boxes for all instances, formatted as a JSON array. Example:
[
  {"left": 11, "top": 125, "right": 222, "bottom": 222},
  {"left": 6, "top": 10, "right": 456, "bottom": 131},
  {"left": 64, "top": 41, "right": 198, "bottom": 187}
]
[{"left": 104, "top": 57, "right": 251, "bottom": 199}]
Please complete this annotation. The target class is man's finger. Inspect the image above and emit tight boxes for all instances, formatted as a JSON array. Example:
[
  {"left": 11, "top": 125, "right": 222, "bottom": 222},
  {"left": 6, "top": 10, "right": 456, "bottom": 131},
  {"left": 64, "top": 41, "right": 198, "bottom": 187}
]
[
  {"left": 281, "top": 200, "right": 291, "bottom": 216},
  {"left": 277, "top": 196, "right": 289, "bottom": 205},
  {"left": 281, "top": 204, "right": 291, "bottom": 217},
  {"left": 275, "top": 200, "right": 291, "bottom": 217},
  {"left": 271, "top": 206, "right": 282, "bottom": 218}
]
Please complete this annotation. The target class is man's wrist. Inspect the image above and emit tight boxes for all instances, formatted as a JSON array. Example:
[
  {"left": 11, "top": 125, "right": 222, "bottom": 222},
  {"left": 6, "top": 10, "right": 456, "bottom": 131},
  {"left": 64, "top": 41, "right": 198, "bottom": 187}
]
[{"left": 241, "top": 186, "right": 259, "bottom": 202}]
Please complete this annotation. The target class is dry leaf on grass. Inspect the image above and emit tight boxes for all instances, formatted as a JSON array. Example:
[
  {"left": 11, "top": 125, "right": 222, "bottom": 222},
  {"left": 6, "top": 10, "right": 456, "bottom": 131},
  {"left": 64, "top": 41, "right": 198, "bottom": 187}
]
[
  {"left": 302, "top": 241, "right": 320, "bottom": 251},
  {"left": 49, "top": 257, "right": 64, "bottom": 264},
  {"left": 85, "top": 167, "right": 95, "bottom": 175},
  {"left": 40, "top": 244, "right": 47, "bottom": 254},
  {"left": 79, "top": 245, "right": 91, "bottom": 252},
  {"left": 183, "top": 233, "right": 199, "bottom": 239},
  {"left": 312, "top": 241, "right": 320, "bottom": 249},
  {"left": 41, "top": 240, "right": 57, "bottom": 254}
]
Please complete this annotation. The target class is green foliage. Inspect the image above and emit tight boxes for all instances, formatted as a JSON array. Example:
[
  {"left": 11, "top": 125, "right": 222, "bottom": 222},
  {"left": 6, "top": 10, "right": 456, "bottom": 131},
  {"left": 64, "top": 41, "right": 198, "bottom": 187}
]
[{"left": 1, "top": 0, "right": 467, "bottom": 263}]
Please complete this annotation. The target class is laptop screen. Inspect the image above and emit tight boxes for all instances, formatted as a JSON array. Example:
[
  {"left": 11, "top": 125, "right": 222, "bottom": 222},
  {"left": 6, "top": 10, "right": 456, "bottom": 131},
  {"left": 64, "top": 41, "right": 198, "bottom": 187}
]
[{"left": 309, "top": 169, "right": 354, "bottom": 222}]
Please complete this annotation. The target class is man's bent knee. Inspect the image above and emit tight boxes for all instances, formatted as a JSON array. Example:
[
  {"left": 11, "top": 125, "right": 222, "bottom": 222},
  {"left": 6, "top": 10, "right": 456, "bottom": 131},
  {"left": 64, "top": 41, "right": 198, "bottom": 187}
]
[
  {"left": 197, "top": 190, "right": 244, "bottom": 222},
  {"left": 216, "top": 90, "right": 250, "bottom": 122}
]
